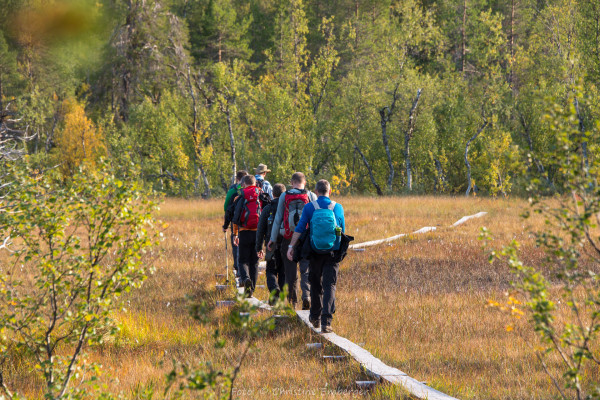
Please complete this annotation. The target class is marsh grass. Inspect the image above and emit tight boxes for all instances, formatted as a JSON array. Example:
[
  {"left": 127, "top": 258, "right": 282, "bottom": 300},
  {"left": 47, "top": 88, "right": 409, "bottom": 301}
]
[{"left": 6, "top": 195, "right": 596, "bottom": 399}]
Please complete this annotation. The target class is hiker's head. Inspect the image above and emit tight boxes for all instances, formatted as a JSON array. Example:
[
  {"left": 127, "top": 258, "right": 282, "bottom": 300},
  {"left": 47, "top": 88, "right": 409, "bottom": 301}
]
[
  {"left": 236, "top": 170, "right": 248, "bottom": 183},
  {"left": 255, "top": 164, "right": 271, "bottom": 177},
  {"left": 290, "top": 172, "right": 306, "bottom": 189},
  {"left": 241, "top": 175, "right": 256, "bottom": 188},
  {"left": 315, "top": 179, "right": 331, "bottom": 196},
  {"left": 273, "top": 183, "right": 285, "bottom": 198}
]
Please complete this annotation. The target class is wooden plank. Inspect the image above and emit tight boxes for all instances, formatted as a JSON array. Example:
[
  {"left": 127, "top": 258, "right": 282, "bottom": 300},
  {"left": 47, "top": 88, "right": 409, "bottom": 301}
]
[
  {"left": 296, "top": 310, "right": 458, "bottom": 400},
  {"left": 355, "top": 381, "right": 378, "bottom": 389},
  {"left": 347, "top": 211, "right": 487, "bottom": 250},
  {"left": 236, "top": 286, "right": 272, "bottom": 310},
  {"left": 349, "top": 226, "right": 436, "bottom": 249},
  {"left": 227, "top": 280, "right": 458, "bottom": 399},
  {"left": 412, "top": 226, "right": 436, "bottom": 234},
  {"left": 349, "top": 233, "right": 407, "bottom": 249},
  {"left": 451, "top": 212, "right": 488, "bottom": 227},
  {"left": 323, "top": 355, "right": 347, "bottom": 362}
]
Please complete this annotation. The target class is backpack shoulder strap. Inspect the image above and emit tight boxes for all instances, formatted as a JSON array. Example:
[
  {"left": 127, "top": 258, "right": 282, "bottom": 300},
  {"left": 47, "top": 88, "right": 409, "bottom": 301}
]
[
  {"left": 311, "top": 200, "right": 320, "bottom": 210},
  {"left": 327, "top": 201, "right": 336, "bottom": 211}
]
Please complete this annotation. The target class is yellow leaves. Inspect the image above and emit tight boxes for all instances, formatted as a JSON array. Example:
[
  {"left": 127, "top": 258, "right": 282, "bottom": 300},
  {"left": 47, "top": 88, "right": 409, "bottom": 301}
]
[
  {"left": 488, "top": 294, "right": 525, "bottom": 325},
  {"left": 487, "top": 299, "right": 500, "bottom": 308},
  {"left": 508, "top": 296, "right": 522, "bottom": 305},
  {"left": 330, "top": 170, "right": 352, "bottom": 196},
  {"left": 511, "top": 307, "right": 524, "bottom": 319},
  {"left": 55, "top": 97, "right": 105, "bottom": 177},
  {"left": 505, "top": 325, "right": 514, "bottom": 332}
]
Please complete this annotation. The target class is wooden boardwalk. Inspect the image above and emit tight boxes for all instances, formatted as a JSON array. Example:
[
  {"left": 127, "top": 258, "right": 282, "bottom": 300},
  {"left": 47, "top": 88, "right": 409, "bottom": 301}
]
[
  {"left": 227, "top": 211, "right": 488, "bottom": 400},
  {"left": 297, "top": 310, "right": 458, "bottom": 400}
]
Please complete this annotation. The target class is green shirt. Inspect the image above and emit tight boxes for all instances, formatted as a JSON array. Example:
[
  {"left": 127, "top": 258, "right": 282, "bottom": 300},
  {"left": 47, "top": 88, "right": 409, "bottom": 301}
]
[{"left": 224, "top": 184, "right": 241, "bottom": 211}]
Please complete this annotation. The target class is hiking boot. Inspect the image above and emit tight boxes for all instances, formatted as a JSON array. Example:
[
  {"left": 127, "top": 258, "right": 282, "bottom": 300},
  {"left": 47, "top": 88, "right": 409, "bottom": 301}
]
[
  {"left": 309, "top": 317, "right": 320, "bottom": 329},
  {"left": 268, "top": 289, "right": 281, "bottom": 306},
  {"left": 302, "top": 298, "right": 310, "bottom": 310},
  {"left": 244, "top": 279, "right": 253, "bottom": 298},
  {"left": 321, "top": 324, "right": 333, "bottom": 334}
]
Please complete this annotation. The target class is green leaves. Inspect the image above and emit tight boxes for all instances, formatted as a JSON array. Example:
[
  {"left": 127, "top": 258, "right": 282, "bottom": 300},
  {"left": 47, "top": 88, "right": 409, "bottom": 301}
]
[
  {"left": 0, "top": 160, "right": 160, "bottom": 399},
  {"left": 486, "top": 95, "right": 600, "bottom": 399}
]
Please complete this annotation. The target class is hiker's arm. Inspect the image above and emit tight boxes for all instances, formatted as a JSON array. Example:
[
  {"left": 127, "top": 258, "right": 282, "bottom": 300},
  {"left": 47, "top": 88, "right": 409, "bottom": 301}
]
[
  {"left": 265, "top": 182, "right": 273, "bottom": 199},
  {"left": 289, "top": 232, "right": 301, "bottom": 248},
  {"left": 269, "top": 194, "right": 285, "bottom": 243},
  {"left": 287, "top": 203, "right": 313, "bottom": 261},
  {"left": 255, "top": 209, "right": 268, "bottom": 252},
  {"left": 286, "top": 231, "right": 302, "bottom": 261}
]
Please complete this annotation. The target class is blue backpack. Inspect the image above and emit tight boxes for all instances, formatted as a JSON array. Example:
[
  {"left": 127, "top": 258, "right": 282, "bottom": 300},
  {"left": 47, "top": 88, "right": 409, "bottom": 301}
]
[{"left": 309, "top": 200, "right": 341, "bottom": 254}]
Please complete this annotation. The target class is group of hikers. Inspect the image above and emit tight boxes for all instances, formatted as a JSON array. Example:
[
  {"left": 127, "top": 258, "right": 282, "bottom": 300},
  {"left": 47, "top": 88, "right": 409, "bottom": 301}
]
[{"left": 222, "top": 164, "right": 351, "bottom": 333}]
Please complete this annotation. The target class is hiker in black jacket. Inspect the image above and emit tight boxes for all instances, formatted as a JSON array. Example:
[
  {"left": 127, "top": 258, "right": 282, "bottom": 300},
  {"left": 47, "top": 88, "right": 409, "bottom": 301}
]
[{"left": 256, "top": 183, "right": 286, "bottom": 302}]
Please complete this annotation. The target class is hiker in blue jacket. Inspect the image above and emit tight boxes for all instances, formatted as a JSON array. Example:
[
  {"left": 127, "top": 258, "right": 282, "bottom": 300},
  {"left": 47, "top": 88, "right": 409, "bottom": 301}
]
[{"left": 287, "top": 179, "right": 345, "bottom": 334}]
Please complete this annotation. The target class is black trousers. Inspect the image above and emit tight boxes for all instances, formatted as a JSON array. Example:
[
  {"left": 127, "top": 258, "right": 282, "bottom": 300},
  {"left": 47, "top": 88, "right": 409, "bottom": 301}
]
[
  {"left": 230, "top": 231, "right": 239, "bottom": 275},
  {"left": 309, "top": 252, "right": 339, "bottom": 326},
  {"left": 266, "top": 240, "right": 285, "bottom": 293},
  {"left": 238, "top": 230, "right": 258, "bottom": 289},
  {"left": 280, "top": 238, "right": 310, "bottom": 305}
]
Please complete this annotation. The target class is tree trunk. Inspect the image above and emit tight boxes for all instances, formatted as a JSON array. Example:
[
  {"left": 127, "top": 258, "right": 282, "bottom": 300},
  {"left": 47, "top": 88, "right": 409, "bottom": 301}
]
[
  {"left": 198, "top": 163, "right": 211, "bottom": 198},
  {"left": 574, "top": 97, "right": 589, "bottom": 173},
  {"left": 219, "top": 172, "right": 228, "bottom": 192},
  {"left": 465, "top": 120, "right": 488, "bottom": 197},
  {"left": 434, "top": 158, "right": 446, "bottom": 192},
  {"left": 0, "top": 72, "right": 3, "bottom": 111},
  {"left": 355, "top": 145, "right": 383, "bottom": 196},
  {"left": 381, "top": 117, "right": 394, "bottom": 191},
  {"left": 379, "top": 83, "right": 399, "bottom": 192},
  {"left": 509, "top": 0, "right": 515, "bottom": 87},
  {"left": 225, "top": 109, "right": 237, "bottom": 185},
  {"left": 462, "top": 0, "right": 467, "bottom": 74},
  {"left": 404, "top": 89, "right": 422, "bottom": 191}
]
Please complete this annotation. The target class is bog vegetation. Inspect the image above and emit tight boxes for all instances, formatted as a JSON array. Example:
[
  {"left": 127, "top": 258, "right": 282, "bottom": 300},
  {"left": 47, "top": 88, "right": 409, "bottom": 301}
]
[{"left": 3, "top": 0, "right": 600, "bottom": 399}]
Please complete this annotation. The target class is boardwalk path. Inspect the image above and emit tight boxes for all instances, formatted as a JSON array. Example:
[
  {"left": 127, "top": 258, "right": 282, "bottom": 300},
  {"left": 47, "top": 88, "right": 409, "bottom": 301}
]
[{"left": 230, "top": 212, "right": 488, "bottom": 399}]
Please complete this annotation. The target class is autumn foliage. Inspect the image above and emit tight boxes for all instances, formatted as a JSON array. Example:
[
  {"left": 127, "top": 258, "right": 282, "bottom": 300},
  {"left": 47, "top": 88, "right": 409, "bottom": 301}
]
[{"left": 55, "top": 98, "right": 105, "bottom": 176}]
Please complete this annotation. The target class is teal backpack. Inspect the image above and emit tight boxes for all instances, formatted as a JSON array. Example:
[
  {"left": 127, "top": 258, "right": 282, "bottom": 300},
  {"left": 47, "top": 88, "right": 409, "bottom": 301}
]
[{"left": 309, "top": 200, "right": 341, "bottom": 254}]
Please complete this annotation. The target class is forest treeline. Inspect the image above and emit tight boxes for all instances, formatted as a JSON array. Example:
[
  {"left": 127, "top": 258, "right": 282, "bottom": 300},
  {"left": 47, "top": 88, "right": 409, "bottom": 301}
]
[{"left": 0, "top": 0, "right": 599, "bottom": 196}]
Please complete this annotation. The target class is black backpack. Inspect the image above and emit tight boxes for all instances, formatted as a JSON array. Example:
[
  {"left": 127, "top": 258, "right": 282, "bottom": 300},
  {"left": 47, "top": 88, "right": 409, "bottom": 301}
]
[{"left": 265, "top": 198, "right": 279, "bottom": 240}]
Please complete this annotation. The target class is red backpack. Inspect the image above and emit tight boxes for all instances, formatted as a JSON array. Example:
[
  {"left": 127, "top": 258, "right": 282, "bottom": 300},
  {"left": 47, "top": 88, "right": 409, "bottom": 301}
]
[
  {"left": 238, "top": 186, "right": 262, "bottom": 229},
  {"left": 283, "top": 190, "right": 309, "bottom": 239}
]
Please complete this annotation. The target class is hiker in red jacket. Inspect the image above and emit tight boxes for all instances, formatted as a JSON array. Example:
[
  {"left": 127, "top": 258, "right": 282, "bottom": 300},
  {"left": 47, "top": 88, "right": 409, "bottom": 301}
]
[{"left": 232, "top": 175, "right": 263, "bottom": 297}]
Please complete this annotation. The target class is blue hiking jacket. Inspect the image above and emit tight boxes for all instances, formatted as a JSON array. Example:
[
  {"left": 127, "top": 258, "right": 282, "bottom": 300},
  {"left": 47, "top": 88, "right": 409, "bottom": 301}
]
[{"left": 294, "top": 196, "right": 345, "bottom": 235}]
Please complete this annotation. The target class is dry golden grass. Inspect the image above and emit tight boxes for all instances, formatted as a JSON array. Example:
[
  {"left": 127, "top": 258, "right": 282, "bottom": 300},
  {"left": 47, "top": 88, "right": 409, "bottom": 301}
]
[{"left": 6, "top": 195, "right": 598, "bottom": 399}]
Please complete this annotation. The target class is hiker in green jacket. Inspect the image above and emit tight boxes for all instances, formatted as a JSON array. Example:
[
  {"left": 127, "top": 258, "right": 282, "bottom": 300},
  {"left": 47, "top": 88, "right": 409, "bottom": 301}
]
[{"left": 223, "top": 170, "right": 248, "bottom": 277}]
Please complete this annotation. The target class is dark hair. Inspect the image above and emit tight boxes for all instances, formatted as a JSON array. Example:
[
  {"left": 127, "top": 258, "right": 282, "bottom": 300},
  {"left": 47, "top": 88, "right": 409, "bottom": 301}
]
[
  {"left": 315, "top": 179, "right": 330, "bottom": 195},
  {"left": 291, "top": 172, "right": 306, "bottom": 184},
  {"left": 236, "top": 170, "right": 248, "bottom": 182},
  {"left": 273, "top": 183, "right": 285, "bottom": 198},
  {"left": 242, "top": 175, "right": 256, "bottom": 186}
]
